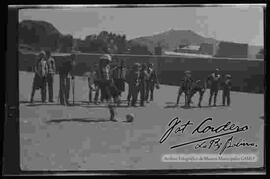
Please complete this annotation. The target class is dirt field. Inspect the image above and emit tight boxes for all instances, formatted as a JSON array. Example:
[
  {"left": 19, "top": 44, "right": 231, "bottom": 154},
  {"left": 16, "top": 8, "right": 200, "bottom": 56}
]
[{"left": 19, "top": 71, "right": 264, "bottom": 171}]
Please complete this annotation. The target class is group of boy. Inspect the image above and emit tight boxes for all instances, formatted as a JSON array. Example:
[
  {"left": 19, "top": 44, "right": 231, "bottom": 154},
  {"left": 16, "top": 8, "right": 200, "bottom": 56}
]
[
  {"left": 87, "top": 56, "right": 160, "bottom": 108},
  {"left": 176, "top": 68, "right": 232, "bottom": 107},
  {"left": 30, "top": 50, "right": 56, "bottom": 103}
]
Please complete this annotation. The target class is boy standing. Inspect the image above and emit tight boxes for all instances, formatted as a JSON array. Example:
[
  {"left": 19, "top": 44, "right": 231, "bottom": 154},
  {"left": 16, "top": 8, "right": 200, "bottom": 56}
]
[
  {"left": 30, "top": 51, "right": 48, "bottom": 103},
  {"left": 176, "top": 70, "right": 193, "bottom": 107},
  {"left": 207, "top": 68, "right": 221, "bottom": 106},
  {"left": 88, "top": 65, "right": 97, "bottom": 103},
  {"left": 45, "top": 50, "right": 56, "bottom": 102},
  {"left": 222, "top": 74, "right": 232, "bottom": 106}
]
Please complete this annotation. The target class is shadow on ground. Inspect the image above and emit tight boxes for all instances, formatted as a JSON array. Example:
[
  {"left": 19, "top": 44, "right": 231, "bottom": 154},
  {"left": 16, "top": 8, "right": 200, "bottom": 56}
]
[
  {"left": 46, "top": 117, "right": 132, "bottom": 124},
  {"left": 46, "top": 117, "right": 113, "bottom": 124},
  {"left": 164, "top": 104, "right": 226, "bottom": 109}
]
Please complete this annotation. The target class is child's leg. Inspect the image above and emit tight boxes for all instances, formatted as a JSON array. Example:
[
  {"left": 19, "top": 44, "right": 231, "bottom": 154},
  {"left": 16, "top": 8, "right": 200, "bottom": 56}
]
[
  {"left": 213, "top": 89, "right": 218, "bottom": 106},
  {"left": 176, "top": 88, "right": 183, "bottom": 105},
  {"left": 94, "top": 86, "right": 99, "bottom": 103},
  {"left": 198, "top": 90, "right": 204, "bottom": 107},
  {"left": 222, "top": 90, "right": 226, "bottom": 106},
  {"left": 209, "top": 89, "right": 213, "bottom": 106},
  {"left": 150, "top": 83, "right": 154, "bottom": 101},
  {"left": 145, "top": 82, "right": 150, "bottom": 102},
  {"left": 108, "top": 103, "right": 117, "bottom": 121},
  {"left": 131, "top": 85, "right": 138, "bottom": 106},
  {"left": 89, "top": 87, "right": 92, "bottom": 103},
  {"left": 127, "top": 83, "right": 132, "bottom": 104},
  {"left": 227, "top": 90, "right": 230, "bottom": 106},
  {"left": 30, "top": 79, "right": 36, "bottom": 103}
]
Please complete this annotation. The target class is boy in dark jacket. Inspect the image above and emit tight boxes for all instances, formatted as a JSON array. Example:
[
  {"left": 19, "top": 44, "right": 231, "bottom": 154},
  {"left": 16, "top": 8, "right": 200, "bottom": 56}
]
[
  {"left": 207, "top": 68, "right": 221, "bottom": 106},
  {"left": 222, "top": 74, "right": 232, "bottom": 106},
  {"left": 176, "top": 70, "right": 193, "bottom": 107},
  {"left": 139, "top": 63, "right": 149, "bottom": 106}
]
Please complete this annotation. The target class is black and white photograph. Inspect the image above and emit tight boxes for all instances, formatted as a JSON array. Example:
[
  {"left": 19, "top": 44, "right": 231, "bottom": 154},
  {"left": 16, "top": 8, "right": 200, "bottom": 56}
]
[{"left": 5, "top": 4, "right": 266, "bottom": 174}]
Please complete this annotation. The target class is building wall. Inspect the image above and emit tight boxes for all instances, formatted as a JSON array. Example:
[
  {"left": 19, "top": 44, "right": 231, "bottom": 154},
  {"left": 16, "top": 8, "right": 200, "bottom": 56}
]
[
  {"left": 200, "top": 43, "right": 214, "bottom": 55},
  {"left": 177, "top": 49, "right": 200, "bottom": 54},
  {"left": 215, "top": 41, "right": 248, "bottom": 58}
]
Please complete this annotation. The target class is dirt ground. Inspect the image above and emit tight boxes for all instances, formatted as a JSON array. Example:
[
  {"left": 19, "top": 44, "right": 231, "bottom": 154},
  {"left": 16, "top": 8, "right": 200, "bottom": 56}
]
[{"left": 19, "top": 71, "right": 264, "bottom": 171}]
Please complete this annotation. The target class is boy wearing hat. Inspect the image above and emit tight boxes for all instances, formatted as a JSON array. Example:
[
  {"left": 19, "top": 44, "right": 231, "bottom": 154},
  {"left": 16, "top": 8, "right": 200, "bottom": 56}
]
[
  {"left": 30, "top": 51, "right": 48, "bottom": 103},
  {"left": 45, "top": 50, "right": 56, "bottom": 102},
  {"left": 58, "top": 54, "right": 75, "bottom": 105},
  {"left": 222, "top": 74, "right": 232, "bottom": 106},
  {"left": 126, "top": 63, "right": 141, "bottom": 107},
  {"left": 97, "top": 54, "right": 120, "bottom": 121},
  {"left": 176, "top": 70, "right": 193, "bottom": 107},
  {"left": 138, "top": 63, "right": 149, "bottom": 106},
  {"left": 146, "top": 63, "right": 159, "bottom": 102},
  {"left": 189, "top": 80, "right": 206, "bottom": 107},
  {"left": 207, "top": 68, "right": 221, "bottom": 106}
]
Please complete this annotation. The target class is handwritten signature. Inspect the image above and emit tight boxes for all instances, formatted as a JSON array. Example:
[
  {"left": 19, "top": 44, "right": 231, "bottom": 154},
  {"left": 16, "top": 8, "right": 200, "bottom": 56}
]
[{"left": 159, "top": 117, "right": 257, "bottom": 154}]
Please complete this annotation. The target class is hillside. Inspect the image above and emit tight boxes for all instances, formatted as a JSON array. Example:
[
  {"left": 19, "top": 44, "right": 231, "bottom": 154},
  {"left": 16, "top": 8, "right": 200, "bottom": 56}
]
[
  {"left": 129, "top": 29, "right": 217, "bottom": 53},
  {"left": 19, "top": 20, "right": 73, "bottom": 52}
]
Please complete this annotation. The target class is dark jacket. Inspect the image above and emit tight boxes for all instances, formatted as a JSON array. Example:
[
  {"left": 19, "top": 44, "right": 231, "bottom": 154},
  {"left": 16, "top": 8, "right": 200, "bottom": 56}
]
[{"left": 59, "top": 60, "right": 73, "bottom": 77}]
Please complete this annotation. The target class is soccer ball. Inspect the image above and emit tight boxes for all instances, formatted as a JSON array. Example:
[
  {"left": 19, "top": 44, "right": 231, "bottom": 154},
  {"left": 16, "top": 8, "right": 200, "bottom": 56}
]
[{"left": 126, "top": 113, "right": 135, "bottom": 122}]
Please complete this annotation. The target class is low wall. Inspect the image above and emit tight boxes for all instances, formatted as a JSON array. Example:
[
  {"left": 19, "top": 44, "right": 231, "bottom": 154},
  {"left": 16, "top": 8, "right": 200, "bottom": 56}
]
[{"left": 19, "top": 52, "right": 264, "bottom": 93}]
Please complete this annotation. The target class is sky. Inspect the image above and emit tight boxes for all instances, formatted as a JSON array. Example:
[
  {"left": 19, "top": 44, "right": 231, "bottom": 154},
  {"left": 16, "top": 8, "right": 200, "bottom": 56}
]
[{"left": 19, "top": 5, "right": 264, "bottom": 46}]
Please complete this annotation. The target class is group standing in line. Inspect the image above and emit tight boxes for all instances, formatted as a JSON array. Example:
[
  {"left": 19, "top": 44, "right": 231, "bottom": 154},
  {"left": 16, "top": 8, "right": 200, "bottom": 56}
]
[
  {"left": 176, "top": 68, "right": 232, "bottom": 107},
  {"left": 30, "top": 51, "right": 232, "bottom": 112}
]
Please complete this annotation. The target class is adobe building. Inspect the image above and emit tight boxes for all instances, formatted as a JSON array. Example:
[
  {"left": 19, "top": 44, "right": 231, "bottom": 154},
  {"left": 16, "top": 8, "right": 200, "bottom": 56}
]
[{"left": 215, "top": 41, "right": 248, "bottom": 58}]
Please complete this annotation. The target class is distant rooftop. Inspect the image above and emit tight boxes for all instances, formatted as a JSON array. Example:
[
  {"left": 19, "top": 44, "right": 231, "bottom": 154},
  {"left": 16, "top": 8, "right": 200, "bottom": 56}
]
[
  {"left": 180, "top": 45, "right": 200, "bottom": 51},
  {"left": 164, "top": 51, "right": 212, "bottom": 58}
]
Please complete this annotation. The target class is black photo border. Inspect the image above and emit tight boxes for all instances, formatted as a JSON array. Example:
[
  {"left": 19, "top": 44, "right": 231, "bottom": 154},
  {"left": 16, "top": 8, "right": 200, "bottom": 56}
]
[{"left": 3, "top": 2, "right": 268, "bottom": 175}]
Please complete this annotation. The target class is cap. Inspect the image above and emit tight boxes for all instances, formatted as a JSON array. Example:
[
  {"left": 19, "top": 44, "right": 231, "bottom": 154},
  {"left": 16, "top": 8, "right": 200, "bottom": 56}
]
[
  {"left": 226, "top": 74, "right": 231, "bottom": 78},
  {"left": 134, "top": 63, "right": 141, "bottom": 67},
  {"left": 133, "top": 63, "right": 141, "bottom": 69},
  {"left": 185, "top": 70, "right": 191, "bottom": 74},
  {"left": 100, "top": 54, "right": 112, "bottom": 62},
  {"left": 39, "top": 50, "right": 46, "bottom": 56}
]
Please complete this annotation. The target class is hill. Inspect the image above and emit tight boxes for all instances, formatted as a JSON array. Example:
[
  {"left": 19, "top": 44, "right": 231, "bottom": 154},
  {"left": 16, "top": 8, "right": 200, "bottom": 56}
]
[
  {"left": 129, "top": 29, "right": 217, "bottom": 53},
  {"left": 18, "top": 20, "right": 263, "bottom": 58},
  {"left": 19, "top": 20, "right": 73, "bottom": 52}
]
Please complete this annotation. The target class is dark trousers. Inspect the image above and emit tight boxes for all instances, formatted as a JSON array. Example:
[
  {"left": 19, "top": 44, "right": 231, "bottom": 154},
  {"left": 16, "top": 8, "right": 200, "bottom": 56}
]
[
  {"left": 30, "top": 75, "right": 46, "bottom": 103},
  {"left": 146, "top": 81, "right": 155, "bottom": 101},
  {"left": 89, "top": 88, "right": 93, "bottom": 103},
  {"left": 176, "top": 87, "right": 191, "bottom": 106},
  {"left": 127, "top": 83, "right": 132, "bottom": 103},
  {"left": 94, "top": 85, "right": 100, "bottom": 102},
  {"left": 41, "top": 76, "right": 47, "bottom": 102},
  {"left": 47, "top": 74, "right": 54, "bottom": 102},
  {"left": 30, "top": 76, "right": 44, "bottom": 103},
  {"left": 209, "top": 87, "right": 218, "bottom": 106},
  {"left": 30, "top": 87, "right": 42, "bottom": 103},
  {"left": 139, "top": 83, "right": 146, "bottom": 106},
  {"left": 99, "top": 80, "right": 113, "bottom": 102},
  {"left": 131, "top": 84, "right": 139, "bottom": 106},
  {"left": 222, "top": 90, "right": 230, "bottom": 106},
  {"left": 59, "top": 74, "right": 70, "bottom": 105},
  {"left": 190, "top": 89, "right": 205, "bottom": 107}
]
